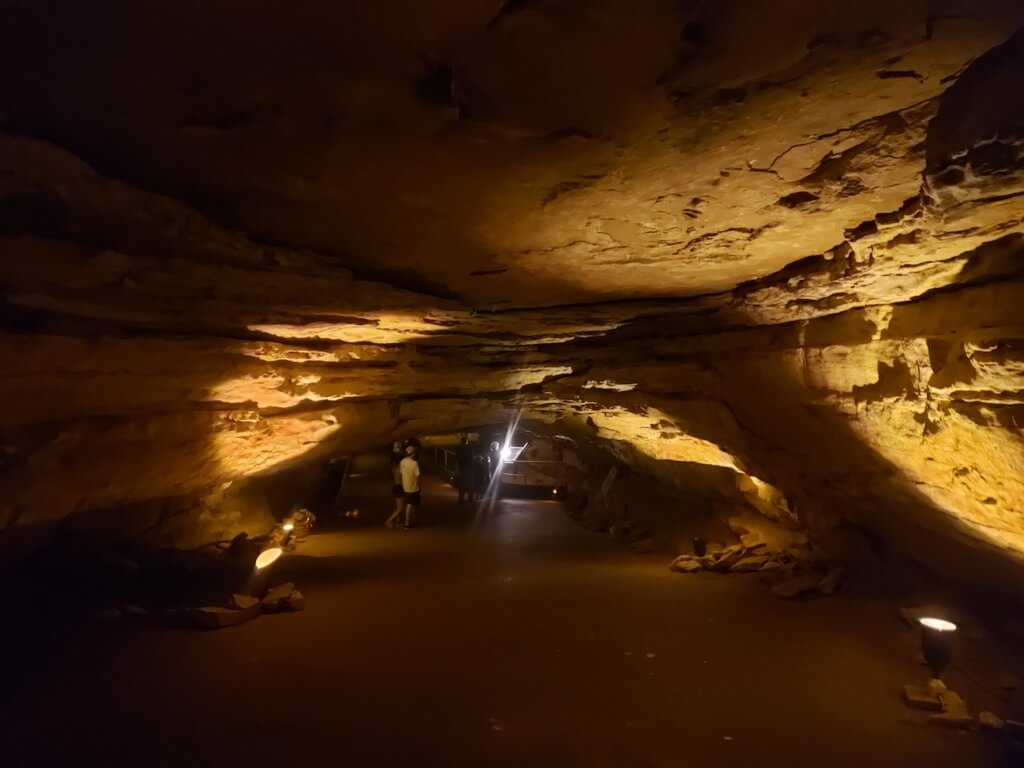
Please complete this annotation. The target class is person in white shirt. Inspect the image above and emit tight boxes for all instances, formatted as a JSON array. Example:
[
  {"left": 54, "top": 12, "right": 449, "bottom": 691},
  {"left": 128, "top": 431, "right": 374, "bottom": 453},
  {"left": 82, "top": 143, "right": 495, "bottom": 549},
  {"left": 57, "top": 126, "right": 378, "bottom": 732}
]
[
  {"left": 399, "top": 444, "right": 421, "bottom": 528},
  {"left": 385, "top": 442, "right": 405, "bottom": 528}
]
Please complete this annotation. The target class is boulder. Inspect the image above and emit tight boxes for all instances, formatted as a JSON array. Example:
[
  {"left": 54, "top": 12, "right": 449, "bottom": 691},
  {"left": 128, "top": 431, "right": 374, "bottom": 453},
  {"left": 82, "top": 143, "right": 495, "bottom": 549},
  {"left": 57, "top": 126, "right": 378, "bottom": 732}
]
[
  {"left": 731, "top": 555, "right": 769, "bottom": 573},
  {"left": 712, "top": 547, "right": 746, "bottom": 572},
  {"left": 261, "top": 581, "right": 297, "bottom": 613},
  {"left": 231, "top": 594, "right": 260, "bottom": 611},
  {"left": 670, "top": 556, "right": 702, "bottom": 574},
  {"left": 739, "top": 533, "right": 767, "bottom": 552}
]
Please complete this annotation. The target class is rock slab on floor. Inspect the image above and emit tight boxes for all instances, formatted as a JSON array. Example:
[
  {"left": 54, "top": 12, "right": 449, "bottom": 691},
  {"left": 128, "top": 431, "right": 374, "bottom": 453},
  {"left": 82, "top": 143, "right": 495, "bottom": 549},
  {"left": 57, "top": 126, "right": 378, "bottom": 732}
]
[
  {"left": 930, "top": 690, "right": 974, "bottom": 729},
  {"left": 712, "top": 547, "right": 746, "bottom": 572},
  {"left": 669, "top": 556, "right": 702, "bottom": 574},
  {"left": 731, "top": 555, "right": 769, "bottom": 572},
  {"left": 904, "top": 684, "right": 943, "bottom": 712},
  {"left": 262, "top": 582, "right": 305, "bottom": 613}
]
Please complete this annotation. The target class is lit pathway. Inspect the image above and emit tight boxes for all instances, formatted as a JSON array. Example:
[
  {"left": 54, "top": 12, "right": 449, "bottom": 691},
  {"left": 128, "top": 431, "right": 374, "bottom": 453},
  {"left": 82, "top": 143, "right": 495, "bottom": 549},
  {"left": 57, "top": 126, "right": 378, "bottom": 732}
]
[{"left": 0, "top": 456, "right": 1003, "bottom": 767}]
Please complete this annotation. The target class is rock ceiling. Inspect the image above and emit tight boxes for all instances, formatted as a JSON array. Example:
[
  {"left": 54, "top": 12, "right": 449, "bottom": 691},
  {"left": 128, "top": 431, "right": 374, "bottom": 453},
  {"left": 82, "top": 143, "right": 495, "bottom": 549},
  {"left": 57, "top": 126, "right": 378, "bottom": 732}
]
[{"left": 1, "top": 1, "right": 1023, "bottom": 594}]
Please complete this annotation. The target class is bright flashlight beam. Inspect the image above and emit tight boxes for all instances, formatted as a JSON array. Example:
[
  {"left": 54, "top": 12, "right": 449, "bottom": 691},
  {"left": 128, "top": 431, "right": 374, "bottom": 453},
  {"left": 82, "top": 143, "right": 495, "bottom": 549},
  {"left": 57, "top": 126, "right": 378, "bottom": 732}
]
[
  {"left": 255, "top": 547, "right": 283, "bottom": 570},
  {"left": 282, "top": 522, "right": 295, "bottom": 532}
]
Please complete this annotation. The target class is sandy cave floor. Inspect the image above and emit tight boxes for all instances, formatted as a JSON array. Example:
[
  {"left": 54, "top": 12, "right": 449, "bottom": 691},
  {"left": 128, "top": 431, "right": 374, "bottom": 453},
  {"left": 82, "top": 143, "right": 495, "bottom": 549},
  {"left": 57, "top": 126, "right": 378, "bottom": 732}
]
[{"left": 0, "top": 456, "right": 1016, "bottom": 767}]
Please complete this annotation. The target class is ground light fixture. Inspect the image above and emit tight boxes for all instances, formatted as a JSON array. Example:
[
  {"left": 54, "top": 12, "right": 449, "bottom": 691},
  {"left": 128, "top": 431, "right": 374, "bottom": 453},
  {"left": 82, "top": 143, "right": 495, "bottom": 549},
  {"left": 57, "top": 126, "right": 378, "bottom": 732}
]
[
  {"left": 255, "top": 546, "right": 284, "bottom": 571},
  {"left": 918, "top": 617, "right": 957, "bottom": 679}
]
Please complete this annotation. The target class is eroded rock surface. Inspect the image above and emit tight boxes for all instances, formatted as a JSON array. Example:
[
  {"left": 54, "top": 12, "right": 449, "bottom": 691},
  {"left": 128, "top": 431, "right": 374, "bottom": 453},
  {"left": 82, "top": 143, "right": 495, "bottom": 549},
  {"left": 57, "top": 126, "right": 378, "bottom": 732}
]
[{"left": 0, "top": 3, "right": 1022, "bottom": 595}]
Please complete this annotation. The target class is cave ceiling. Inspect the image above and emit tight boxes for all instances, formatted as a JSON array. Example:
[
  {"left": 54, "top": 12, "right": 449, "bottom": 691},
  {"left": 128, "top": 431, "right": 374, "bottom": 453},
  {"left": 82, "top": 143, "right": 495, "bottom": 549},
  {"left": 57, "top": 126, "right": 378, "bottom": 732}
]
[{"left": 2, "top": 0, "right": 1022, "bottom": 309}]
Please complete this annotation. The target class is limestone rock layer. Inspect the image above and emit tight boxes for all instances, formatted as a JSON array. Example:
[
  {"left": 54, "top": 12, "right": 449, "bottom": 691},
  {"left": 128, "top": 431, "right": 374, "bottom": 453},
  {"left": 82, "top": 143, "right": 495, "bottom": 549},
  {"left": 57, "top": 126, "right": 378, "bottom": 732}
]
[{"left": 0, "top": 2, "right": 1022, "bottom": 594}]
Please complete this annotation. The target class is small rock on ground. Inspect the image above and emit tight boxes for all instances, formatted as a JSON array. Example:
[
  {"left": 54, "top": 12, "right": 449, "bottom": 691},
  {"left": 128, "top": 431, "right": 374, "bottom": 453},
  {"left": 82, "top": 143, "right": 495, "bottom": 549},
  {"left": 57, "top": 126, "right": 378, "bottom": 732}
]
[
  {"left": 231, "top": 594, "right": 260, "bottom": 611},
  {"left": 903, "top": 684, "right": 943, "bottom": 712},
  {"left": 979, "top": 711, "right": 1005, "bottom": 730},
  {"left": 670, "top": 556, "right": 702, "bottom": 574},
  {"left": 262, "top": 582, "right": 305, "bottom": 613},
  {"left": 929, "top": 689, "right": 973, "bottom": 729}
]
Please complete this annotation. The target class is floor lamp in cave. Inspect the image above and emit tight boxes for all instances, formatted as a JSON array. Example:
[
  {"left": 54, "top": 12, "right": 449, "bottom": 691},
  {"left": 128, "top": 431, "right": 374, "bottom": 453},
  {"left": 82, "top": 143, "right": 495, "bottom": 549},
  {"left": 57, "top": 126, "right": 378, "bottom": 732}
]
[
  {"left": 244, "top": 544, "right": 284, "bottom": 596},
  {"left": 919, "top": 617, "right": 957, "bottom": 680}
]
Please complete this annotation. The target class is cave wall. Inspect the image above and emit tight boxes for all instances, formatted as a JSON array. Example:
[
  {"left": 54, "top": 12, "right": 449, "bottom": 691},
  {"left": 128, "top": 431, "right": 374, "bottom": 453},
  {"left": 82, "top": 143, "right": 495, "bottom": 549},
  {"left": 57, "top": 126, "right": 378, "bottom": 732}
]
[{"left": 0, "top": 2, "right": 1022, "bottom": 596}]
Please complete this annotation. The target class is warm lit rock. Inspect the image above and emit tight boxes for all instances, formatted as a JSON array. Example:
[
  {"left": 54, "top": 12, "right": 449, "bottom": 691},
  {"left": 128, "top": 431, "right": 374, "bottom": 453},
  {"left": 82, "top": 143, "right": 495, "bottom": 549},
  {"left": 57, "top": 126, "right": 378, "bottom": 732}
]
[{"left": 0, "top": 2, "right": 1022, "bottom": 602}]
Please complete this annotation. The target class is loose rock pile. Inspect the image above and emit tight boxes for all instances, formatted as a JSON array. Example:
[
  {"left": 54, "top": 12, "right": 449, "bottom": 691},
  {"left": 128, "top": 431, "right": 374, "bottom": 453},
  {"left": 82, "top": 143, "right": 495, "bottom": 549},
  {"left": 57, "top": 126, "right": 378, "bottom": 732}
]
[
  {"left": 669, "top": 532, "right": 847, "bottom": 600},
  {"left": 902, "top": 679, "right": 1004, "bottom": 730},
  {"left": 124, "top": 582, "right": 306, "bottom": 631}
]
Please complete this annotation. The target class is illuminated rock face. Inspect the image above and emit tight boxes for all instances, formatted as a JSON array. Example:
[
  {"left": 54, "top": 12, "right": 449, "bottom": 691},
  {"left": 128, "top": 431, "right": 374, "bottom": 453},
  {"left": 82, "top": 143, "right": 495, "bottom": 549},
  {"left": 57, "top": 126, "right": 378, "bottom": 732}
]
[{"left": 0, "top": 3, "right": 1022, "bottom": 593}]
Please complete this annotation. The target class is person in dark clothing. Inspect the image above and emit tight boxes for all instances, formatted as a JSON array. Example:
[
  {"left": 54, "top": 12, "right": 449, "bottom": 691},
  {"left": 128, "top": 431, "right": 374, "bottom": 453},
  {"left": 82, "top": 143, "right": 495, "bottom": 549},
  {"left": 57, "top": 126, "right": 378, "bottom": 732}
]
[
  {"left": 455, "top": 435, "right": 474, "bottom": 504},
  {"left": 472, "top": 451, "right": 490, "bottom": 501}
]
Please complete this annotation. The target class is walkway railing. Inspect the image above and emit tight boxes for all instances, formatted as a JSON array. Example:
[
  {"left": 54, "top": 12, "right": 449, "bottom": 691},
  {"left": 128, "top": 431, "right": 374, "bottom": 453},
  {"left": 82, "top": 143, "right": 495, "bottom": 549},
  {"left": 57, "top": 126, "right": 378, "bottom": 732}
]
[
  {"left": 500, "top": 459, "right": 567, "bottom": 488},
  {"left": 431, "top": 446, "right": 459, "bottom": 477},
  {"left": 429, "top": 448, "right": 568, "bottom": 490}
]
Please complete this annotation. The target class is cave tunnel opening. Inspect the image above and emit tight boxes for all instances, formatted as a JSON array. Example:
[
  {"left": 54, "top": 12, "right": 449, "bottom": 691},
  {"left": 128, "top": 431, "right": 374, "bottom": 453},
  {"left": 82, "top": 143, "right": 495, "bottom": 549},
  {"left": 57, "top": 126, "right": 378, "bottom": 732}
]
[{"left": 2, "top": 3, "right": 1024, "bottom": 766}]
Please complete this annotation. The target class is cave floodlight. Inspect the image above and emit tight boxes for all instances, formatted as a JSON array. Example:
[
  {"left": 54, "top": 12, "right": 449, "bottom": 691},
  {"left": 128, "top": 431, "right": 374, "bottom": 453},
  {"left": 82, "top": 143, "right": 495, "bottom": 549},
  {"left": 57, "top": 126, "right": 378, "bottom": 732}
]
[
  {"left": 919, "top": 617, "right": 956, "bottom": 632},
  {"left": 918, "top": 617, "right": 957, "bottom": 679},
  {"left": 255, "top": 547, "right": 283, "bottom": 570}
]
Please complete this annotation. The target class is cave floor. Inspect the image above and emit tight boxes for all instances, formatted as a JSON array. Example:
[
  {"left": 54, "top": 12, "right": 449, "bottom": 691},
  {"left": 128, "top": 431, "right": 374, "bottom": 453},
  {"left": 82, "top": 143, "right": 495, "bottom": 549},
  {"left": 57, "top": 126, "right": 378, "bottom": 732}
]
[{"left": 0, "top": 461, "right": 1007, "bottom": 767}]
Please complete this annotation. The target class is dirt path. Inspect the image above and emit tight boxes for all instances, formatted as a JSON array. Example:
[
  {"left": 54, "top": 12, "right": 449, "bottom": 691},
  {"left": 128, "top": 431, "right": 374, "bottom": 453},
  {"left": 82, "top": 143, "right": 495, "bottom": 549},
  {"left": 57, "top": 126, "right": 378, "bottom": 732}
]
[{"left": 0, "top": 456, "right": 1004, "bottom": 766}]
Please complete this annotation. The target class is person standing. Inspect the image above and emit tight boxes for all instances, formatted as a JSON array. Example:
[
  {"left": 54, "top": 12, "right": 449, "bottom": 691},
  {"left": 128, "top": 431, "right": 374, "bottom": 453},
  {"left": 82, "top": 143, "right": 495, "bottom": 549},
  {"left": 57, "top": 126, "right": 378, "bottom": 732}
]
[
  {"left": 472, "top": 450, "right": 489, "bottom": 501},
  {"left": 455, "top": 435, "right": 474, "bottom": 504},
  {"left": 386, "top": 442, "right": 405, "bottom": 528},
  {"left": 399, "top": 443, "right": 421, "bottom": 528},
  {"left": 488, "top": 441, "right": 502, "bottom": 481}
]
